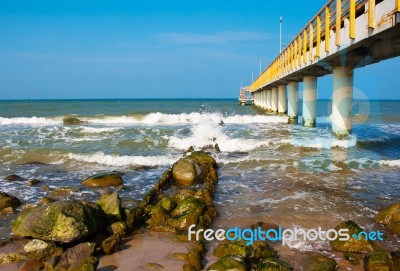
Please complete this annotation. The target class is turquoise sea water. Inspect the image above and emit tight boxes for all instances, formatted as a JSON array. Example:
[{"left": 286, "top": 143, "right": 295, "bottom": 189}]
[{"left": 0, "top": 99, "right": 399, "bottom": 262}]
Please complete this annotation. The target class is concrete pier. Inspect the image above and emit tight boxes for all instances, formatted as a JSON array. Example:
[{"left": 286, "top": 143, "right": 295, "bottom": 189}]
[
  {"left": 332, "top": 66, "right": 354, "bottom": 138},
  {"left": 263, "top": 90, "right": 267, "bottom": 109},
  {"left": 271, "top": 87, "right": 278, "bottom": 113},
  {"left": 287, "top": 82, "right": 299, "bottom": 124},
  {"left": 302, "top": 76, "right": 317, "bottom": 127},
  {"left": 266, "top": 89, "right": 271, "bottom": 111},
  {"left": 278, "top": 85, "right": 287, "bottom": 114}
]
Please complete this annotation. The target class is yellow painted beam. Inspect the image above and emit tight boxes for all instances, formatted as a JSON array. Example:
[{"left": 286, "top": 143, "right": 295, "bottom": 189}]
[
  {"left": 336, "top": 0, "right": 341, "bottom": 46},
  {"left": 397, "top": 0, "right": 400, "bottom": 12},
  {"left": 325, "top": 7, "right": 330, "bottom": 52},
  {"left": 316, "top": 16, "right": 321, "bottom": 57},
  {"left": 369, "top": 0, "right": 375, "bottom": 29},
  {"left": 298, "top": 36, "right": 301, "bottom": 67},
  {"left": 303, "top": 30, "right": 307, "bottom": 64},
  {"left": 309, "top": 23, "right": 314, "bottom": 61},
  {"left": 350, "top": 0, "right": 356, "bottom": 39}
]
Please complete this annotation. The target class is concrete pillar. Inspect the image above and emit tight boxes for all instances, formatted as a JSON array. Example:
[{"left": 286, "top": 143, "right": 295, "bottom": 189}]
[
  {"left": 332, "top": 66, "right": 353, "bottom": 138},
  {"left": 278, "top": 85, "right": 287, "bottom": 114},
  {"left": 262, "top": 90, "right": 266, "bottom": 109},
  {"left": 302, "top": 76, "right": 317, "bottom": 127},
  {"left": 271, "top": 87, "right": 278, "bottom": 113},
  {"left": 266, "top": 90, "right": 271, "bottom": 111},
  {"left": 287, "top": 82, "right": 299, "bottom": 124}
]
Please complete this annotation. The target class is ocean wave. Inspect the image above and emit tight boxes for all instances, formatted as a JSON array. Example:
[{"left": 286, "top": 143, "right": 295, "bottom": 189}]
[
  {"left": 0, "top": 112, "right": 289, "bottom": 126},
  {"left": 380, "top": 159, "right": 400, "bottom": 167},
  {"left": 66, "top": 152, "right": 181, "bottom": 167},
  {"left": 287, "top": 135, "right": 357, "bottom": 149},
  {"left": 0, "top": 116, "right": 61, "bottom": 125}
]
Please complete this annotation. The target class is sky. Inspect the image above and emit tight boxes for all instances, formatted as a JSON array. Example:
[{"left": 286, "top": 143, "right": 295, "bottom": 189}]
[{"left": 0, "top": 0, "right": 399, "bottom": 100}]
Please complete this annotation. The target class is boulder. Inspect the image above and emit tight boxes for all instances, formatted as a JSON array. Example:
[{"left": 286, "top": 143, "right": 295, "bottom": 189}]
[
  {"left": 81, "top": 172, "right": 123, "bottom": 187},
  {"left": 257, "top": 257, "right": 293, "bottom": 271},
  {"left": 344, "top": 251, "right": 360, "bottom": 265},
  {"left": 101, "top": 234, "right": 122, "bottom": 255},
  {"left": 183, "top": 264, "right": 197, "bottom": 271},
  {"left": 364, "top": 251, "right": 390, "bottom": 271},
  {"left": 44, "top": 242, "right": 98, "bottom": 271},
  {"left": 23, "top": 239, "right": 63, "bottom": 261},
  {"left": 207, "top": 255, "right": 247, "bottom": 271},
  {"left": 107, "top": 221, "right": 127, "bottom": 236},
  {"left": 167, "top": 196, "right": 206, "bottom": 231},
  {"left": 145, "top": 262, "right": 164, "bottom": 270},
  {"left": 213, "top": 241, "right": 248, "bottom": 258},
  {"left": 146, "top": 205, "right": 170, "bottom": 226},
  {"left": 375, "top": 202, "right": 400, "bottom": 224},
  {"left": 302, "top": 252, "right": 337, "bottom": 271},
  {"left": 19, "top": 260, "right": 44, "bottom": 271},
  {"left": 27, "top": 179, "right": 41, "bottom": 186},
  {"left": 0, "top": 192, "right": 21, "bottom": 212},
  {"left": 0, "top": 252, "right": 26, "bottom": 265},
  {"left": 97, "top": 192, "right": 122, "bottom": 223},
  {"left": 330, "top": 220, "right": 374, "bottom": 252},
  {"left": 172, "top": 158, "right": 199, "bottom": 186},
  {"left": 156, "top": 196, "right": 176, "bottom": 212},
  {"left": 12, "top": 200, "right": 107, "bottom": 243},
  {"left": 4, "top": 174, "right": 25, "bottom": 182}
]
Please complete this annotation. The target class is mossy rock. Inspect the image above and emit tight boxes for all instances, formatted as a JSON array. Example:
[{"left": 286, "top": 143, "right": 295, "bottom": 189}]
[
  {"left": 249, "top": 241, "right": 277, "bottom": 259},
  {"left": 107, "top": 221, "right": 127, "bottom": 236},
  {"left": 207, "top": 255, "right": 247, "bottom": 271},
  {"left": 257, "top": 257, "right": 293, "bottom": 271},
  {"left": 146, "top": 205, "right": 170, "bottom": 226},
  {"left": 81, "top": 172, "right": 123, "bottom": 187},
  {"left": 12, "top": 200, "right": 107, "bottom": 243},
  {"left": 344, "top": 251, "right": 360, "bottom": 265},
  {"left": 172, "top": 190, "right": 196, "bottom": 204},
  {"left": 4, "top": 174, "right": 25, "bottom": 182},
  {"left": 167, "top": 210, "right": 200, "bottom": 231},
  {"left": 172, "top": 158, "right": 199, "bottom": 186},
  {"left": 213, "top": 241, "right": 249, "bottom": 258},
  {"left": 101, "top": 234, "right": 122, "bottom": 255},
  {"left": 44, "top": 242, "right": 98, "bottom": 271},
  {"left": 0, "top": 252, "right": 26, "bottom": 265},
  {"left": 375, "top": 202, "right": 400, "bottom": 224},
  {"left": 183, "top": 264, "right": 197, "bottom": 271},
  {"left": 145, "top": 262, "right": 164, "bottom": 270},
  {"left": 156, "top": 196, "right": 176, "bottom": 212},
  {"left": 190, "top": 151, "right": 217, "bottom": 168},
  {"left": 330, "top": 220, "right": 374, "bottom": 252},
  {"left": 390, "top": 251, "right": 400, "bottom": 270},
  {"left": 97, "top": 192, "right": 122, "bottom": 223},
  {"left": 302, "top": 252, "right": 337, "bottom": 271},
  {"left": 364, "top": 251, "right": 390, "bottom": 271},
  {"left": 23, "top": 239, "right": 63, "bottom": 261},
  {"left": 171, "top": 196, "right": 206, "bottom": 217},
  {"left": 0, "top": 191, "right": 21, "bottom": 212},
  {"left": 386, "top": 212, "right": 400, "bottom": 235},
  {"left": 187, "top": 250, "right": 203, "bottom": 270}
]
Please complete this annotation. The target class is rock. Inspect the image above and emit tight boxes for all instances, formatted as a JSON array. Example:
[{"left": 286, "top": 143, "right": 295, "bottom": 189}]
[
  {"left": 257, "top": 257, "right": 293, "bottom": 271},
  {"left": 0, "top": 252, "right": 26, "bottom": 264},
  {"left": 172, "top": 190, "right": 196, "bottom": 204},
  {"left": 207, "top": 255, "right": 247, "bottom": 271},
  {"left": 63, "top": 116, "right": 84, "bottom": 125},
  {"left": 214, "top": 144, "right": 221, "bottom": 152},
  {"left": 375, "top": 202, "right": 400, "bottom": 224},
  {"left": 82, "top": 172, "right": 123, "bottom": 187},
  {"left": 19, "top": 260, "right": 44, "bottom": 271},
  {"left": 330, "top": 220, "right": 374, "bottom": 252},
  {"left": 48, "top": 187, "right": 79, "bottom": 199},
  {"left": 4, "top": 174, "right": 25, "bottom": 182},
  {"left": 195, "top": 189, "right": 213, "bottom": 206},
  {"left": 146, "top": 205, "right": 170, "bottom": 226},
  {"left": 145, "top": 262, "right": 164, "bottom": 270},
  {"left": 156, "top": 196, "right": 176, "bottom": 212},
  {"left": 213, "top": 240, "right": 276, "bottom": 259},
  {"left": 187, "top": 250, "right": 202, "bottom": 270},
  {"left": 12, "top": 200, "right": 107, "bottom": 243},
  {"left": 40, "top": 197, "right": 56, "bottom": 205},
  {"left": 44, "top": 242, "right": 98, "bottom": 271},
  {"left": 169, "top": 252, "right": 187, "bottom": 261},
  {"left": 107, "top": 221, "right": 127, "bottom": 236},
  {"left": 344, "top": 251, "right": 360, "bottom": 265},
  {"left": 97, "top": 192, "right": 122, "bottom": 223},
  {"left": 101, "top": 234, "right": 122, "bottom": 255},
  {"left": 302, "top": 252, "right": 337, "bottom": 271},
  {"left": 170, "top": 196, "right": 205, "bottom": 217},
  {"left": 27, "top": 179, "right": 41, "bottom": 186},
  {"left": 364, "top": 251, "right": 390, "bottom": 271},
  {"left": 390, "top": 251, "right": 400, "bottom": 270},
  {"left": 167, "top": 210, "right": 200, "bottom": 232},
  {"left": 23, "top": 239, "right": 63, "bottom": 260},
  {"left": 386, "top": 212, "right": 400, "bottom": 235},
  {"left": 0, "top": 191, "right": 21, "bottom": 212},
  {"left": 172, "top": 158, "right": 199, "bottom": 186}
]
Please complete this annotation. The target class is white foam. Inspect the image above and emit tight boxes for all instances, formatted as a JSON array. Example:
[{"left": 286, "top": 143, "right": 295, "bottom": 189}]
[
  {"left": 66, "top": 152, "right": 180, "bottom": 167},
  {"left": 259, "top": 191, "right": 309, "bottom": 204},
  {"left": 0, "top": 116, "right": 61, "bottom": 125},
  {"left": 78, "top": 127, "right": 121, "bottom": 133},
  {"left": 380, "top": 159, "right": 400, "bottom": 167},
  {"left": 290, "top": 135, "right": 357, "bottom": 149}
]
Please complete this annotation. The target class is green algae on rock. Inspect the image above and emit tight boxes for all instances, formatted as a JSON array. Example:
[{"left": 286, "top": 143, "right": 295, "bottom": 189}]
[
  {"left": 302, "top": 252, "right": 337, "bottom": 271},
  {"left": 330, "top": 220, "right": 374, "bottom": 252},
  {"left": 363, "top": 251, "right": 391, "bottom": 271},
  {"left": 257, "top": 257, "right": 293, "bottom": 271},
  {"left": 82, "top": 172, "right": 123, "bottom": 187},
  {"left": 12, "top": 200, "right": 107, "bottom": 243},
  {"left": 97, "top": 192, "right": 123, "bottom": 223},
  {"left": 207, "top": 255, "right": 247, "bottom": 271},
  {"left": 0, "top": 191, "right": 21, "bottom": 212}
]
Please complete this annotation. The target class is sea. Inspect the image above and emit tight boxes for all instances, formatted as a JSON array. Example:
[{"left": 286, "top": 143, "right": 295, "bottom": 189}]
[{"left": 0, "top": 99, "right": 399, "bottom": 267}]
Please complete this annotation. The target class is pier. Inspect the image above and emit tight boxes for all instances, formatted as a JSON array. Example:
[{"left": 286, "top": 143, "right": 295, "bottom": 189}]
[{"left": 250, "top": 0, "right": 400, "bottom": 138}]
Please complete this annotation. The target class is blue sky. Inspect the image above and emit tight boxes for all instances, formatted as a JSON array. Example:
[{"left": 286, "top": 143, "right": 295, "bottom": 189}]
[{"left": 0, "top": 0, "right": 399, "bottom": 100}]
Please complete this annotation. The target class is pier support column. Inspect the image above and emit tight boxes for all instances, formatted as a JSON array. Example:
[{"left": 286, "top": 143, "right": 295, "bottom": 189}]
[
  {"left": 287, "top": 82, "right": 299, "bottom": 124},
  {"left": 278, "top": 85, "right": 287, "bottom": 114},
  {"left": 332, "top": 66, "right": 353, "bottom": 139},
  {"left": 266, "top": 89, "right": 271, "bottom": 111},
  {"left": 271, "top": 87, "right": 278, "bottom": 113},
  {"left": 302, "top": 76, "right": 317, "bottom": 127},
  {"left": 262, "top": 90, "right": 267, "bottom": 109}
]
